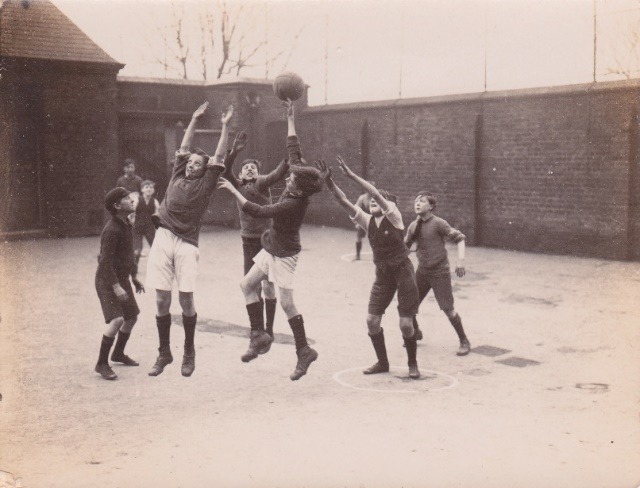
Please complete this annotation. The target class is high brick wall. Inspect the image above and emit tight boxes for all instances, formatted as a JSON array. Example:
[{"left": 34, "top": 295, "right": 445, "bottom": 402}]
[{"left": 286, "top": 82, "right": 640, "bottom": 260}]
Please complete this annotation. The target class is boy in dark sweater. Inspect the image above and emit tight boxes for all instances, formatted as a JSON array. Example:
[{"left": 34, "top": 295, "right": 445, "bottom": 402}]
[
  {"left": 405, "top": 191, "right": 470, "bottom": 356},
  {"left": 217, "top": 101, "right": 324, "bottom": 381},
  {"left": 317, "top": 157, "right": 421, "bottom": 379},
  {"left": 94, "top": 187, "right": 145, "bottom": 380},
  {"left": 146, "top": 102, "right": 232, "bottom": 377},
  {"left": 222, "top": 131, "right": 290, "bottom": 340}
]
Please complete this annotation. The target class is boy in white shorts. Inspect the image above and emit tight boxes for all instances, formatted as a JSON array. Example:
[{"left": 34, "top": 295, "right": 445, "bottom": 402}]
[
  {"left": 146, "top": 102, "right": 233, "bottom": 377},
  {"left": 217, "top": 100, "right": 324, "bottom": 381}
]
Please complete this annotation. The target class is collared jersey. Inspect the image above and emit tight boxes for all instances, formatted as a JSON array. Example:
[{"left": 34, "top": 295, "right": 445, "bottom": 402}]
[
  {"left": 96, "top": 216, "right": 136, "bottom": 286},
  {"left": 405, "top": 214, "right": 465, "bottom": 274}
]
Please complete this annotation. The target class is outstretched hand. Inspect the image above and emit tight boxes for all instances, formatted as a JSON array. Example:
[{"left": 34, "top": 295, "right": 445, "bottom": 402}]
[
  {"left": 336, "top": 156, "right": 355, "bottom": 178},
  {"left": 314, "top": 159, "right": 331, "bottom": 180},
  {"left": 193, "top": 101, "right": 209, "bottom": 119},
  {"left": 217, "top": 177, "right": 235, "bottom": 192},
  {"left": 455, "top": 265, "right": 466, "bottom": 278},
  {"left": 232, "top": 131, "right": 248, "bottom": 152},
  {"left": 221, "top": 105, "right": 234, "bottom": 124}
]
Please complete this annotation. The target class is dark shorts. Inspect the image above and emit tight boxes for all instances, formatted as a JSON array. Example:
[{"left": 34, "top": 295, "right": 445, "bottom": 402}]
[
  {"left": 95, "top": 276, "right": 140, "bottom": 324},
  {"left": 368, "top": 257, "right": 419, "bottom": 318},
  {"left": 242, "top": 236, "right": 263, "bottom": 275},
  {"left": 415, "top": 269, "right": 454, "bottom": 311},
  {"left": 356, "top": 226, "right": 367, "bottom": 240}
]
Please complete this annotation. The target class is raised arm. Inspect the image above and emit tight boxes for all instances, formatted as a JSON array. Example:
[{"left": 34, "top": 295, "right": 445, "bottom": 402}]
[
  {"left": 336, "top": 156, "right": 390, "bottom": 213},
  {"left": 211, "top": 105, "right": 234, "bottom": 166},
  {"left": 285, "top": 100, "right": 304, "bottom": 167},
  {"left": 180, "top": 102, "right": 209, "bottom": 153},
  {"left": 314, "top": 160, "right": 358, "bottom": 215},
  {"left": 222, "top": 131, "right": 247, "bottom": 188}
]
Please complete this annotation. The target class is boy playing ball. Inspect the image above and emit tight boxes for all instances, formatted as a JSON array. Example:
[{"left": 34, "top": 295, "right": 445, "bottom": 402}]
[
  {"left": 317, "top": 157, "right": 421, "bottom": 379},
  {"left": 94, "top": 187, "right": 145, "bottom": 380},
  {"left": 405, "top": 191, "right": 470, "bottom": 356}
]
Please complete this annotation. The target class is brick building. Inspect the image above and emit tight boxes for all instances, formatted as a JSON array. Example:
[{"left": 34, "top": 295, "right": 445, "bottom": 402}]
[{"left": 1, "top": 0, "right": 639, "bottom": 260}]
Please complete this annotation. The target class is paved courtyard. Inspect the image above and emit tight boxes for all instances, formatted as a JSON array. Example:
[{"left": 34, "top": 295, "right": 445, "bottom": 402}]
[{"left": 0, "top": 225, "right": 639, "bottom": 488}]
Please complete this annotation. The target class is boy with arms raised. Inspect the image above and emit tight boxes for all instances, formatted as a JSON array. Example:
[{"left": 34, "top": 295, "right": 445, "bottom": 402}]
[
  {"left": 317, "top": 157, "right": 421, "bottom": 379},
  {"left": 405, "top": 191, "right": 470, "bottom": 356},
  {"left": 94, "top": 187, "right": 145, "bottom": 380},
  {"left": 146, "top": 102, "right": 233, "bottom": 377},
  {"left": 222, "top": 131, "right": 290, "bottom": 341},
  {"left": 217, "top": 101, "right": 324, "bottom": 381}
]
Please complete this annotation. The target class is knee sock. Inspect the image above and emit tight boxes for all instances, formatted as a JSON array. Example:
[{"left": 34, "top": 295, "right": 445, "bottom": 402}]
[
  {"left": 449, "top": 314, "right": 467, "bottom": 342},
  {"left": 288, "top": 314, "right": 308, "bottom": 351},
  {"left": 403, "top": 333, "right": 418, "bottom": 366},
  {"left": 98, "top": 335, "right": 115, "bottom": 365},
  {"left": 156, "top": 314, "right": 172, "bottom": 351},
  {"left": 183, "top": 313, "right": 197, "bottom": 351},
  {"left": 356, "top": 241, "right": 362, "bottom": 259},
  {"left": 112, "top": 331, "right": 131, "bottom": 357},
  {"left": 265, "top": 299, "right": 277, "bottom": 336},
  {"left": 246, "top": 302, "right": 265, "bottom": 332},
  {"left": 369, "top": 328, "right": 388, "bottom": 365}
]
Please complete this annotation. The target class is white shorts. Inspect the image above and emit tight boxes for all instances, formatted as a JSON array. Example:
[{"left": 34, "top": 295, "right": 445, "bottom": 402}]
[
  {"left": 253, "top": 249, "right": 299, "bottom": 290},
  {"left": 146, "top": 227, "right": 200, "bottom": 293}
]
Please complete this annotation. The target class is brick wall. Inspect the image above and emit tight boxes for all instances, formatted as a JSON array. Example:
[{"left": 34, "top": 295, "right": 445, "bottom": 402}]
[{"left": 287, "top": 82, "right": 640, "bottom": 260}]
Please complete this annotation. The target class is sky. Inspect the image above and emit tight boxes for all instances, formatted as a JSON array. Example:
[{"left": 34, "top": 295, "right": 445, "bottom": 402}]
[{"left": 51, "top": 0, "right": 640, "bottom": 106}]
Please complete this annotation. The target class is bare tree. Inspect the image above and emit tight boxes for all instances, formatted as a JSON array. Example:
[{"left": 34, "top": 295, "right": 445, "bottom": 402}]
[
  {"left": 151, "top": 0, "right": 300, "bottom": 81},
  {"left": 604, "top": 12, "right": 640, "bottom": 79}
]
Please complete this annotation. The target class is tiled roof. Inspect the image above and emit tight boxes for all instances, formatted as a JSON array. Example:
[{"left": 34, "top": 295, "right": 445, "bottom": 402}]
[{"left": 0, "top": 0, "right": 123, "bottom": 66}]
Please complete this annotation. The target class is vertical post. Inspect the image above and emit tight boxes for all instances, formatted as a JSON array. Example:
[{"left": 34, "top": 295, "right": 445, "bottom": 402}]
[
  {"left": 627, "top": 93, "right": 640, "bottom": 260},
  {"left": 484, "top": 0, "right": 488, "bottom": 91},
  {"left": 324, "top": 9, "right": 329, "bottom": 105},
  {"left": 593, "top": 0, "right": 597, "bottom": 83}
]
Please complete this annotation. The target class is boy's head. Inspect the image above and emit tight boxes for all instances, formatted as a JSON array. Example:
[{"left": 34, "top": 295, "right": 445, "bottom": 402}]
[
  {"left": 286, "top": 166, "right": 324, "bottom": 197},
  {"left": 414, "top": 191, "right": 436, "bottom": 215},
  {"left": 141, "top": 180, "right": 155, "bottom": 197},
  {"left": 105, "top": 187, "right": 135, "bottom": 216},
  {"left": 123, "top": 158, "right": 136, "bottom": 176},
  {"left": 185, "top": 149, "right": 210, "bottom": 179},
  {"left": 369, "top": 189, "right": 398, "bottom": 216},
  {"left": 238, "top": 159, "right": 262, "bottom": 182}
]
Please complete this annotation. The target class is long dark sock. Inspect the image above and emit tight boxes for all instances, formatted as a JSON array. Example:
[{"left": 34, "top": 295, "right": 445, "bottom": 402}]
[
  {"left": 183, "top": 313, "right": 197, "bottom": 351},
  {"left": 112, "top": 331, "right": 131, "bottom": 356},
  {"left": 356, "top": 241, "right": 362, "bottom": 259},
  {"left": 449, "top": 314, "right": 467, "bottom": 342},
  {"left": 98, "top": 335, "right": 115, "bottom": 365},
  {"left": 265, "top": 299, "right": 277, "bottom": 336},
  {"left": 246, "top": 302, "right": 264, "bottom": 332},
  {"left": 369, "top": 328, "right": 388, "bottom": 365},
  {"left": 403, "top": 333, "right": 418, "bottom": 365},
  {"left": 156, "top": 314, "right": 172, "bottom": 350},
  {"left": 288, "top": 314, "right": 308, "bottom": 351}
]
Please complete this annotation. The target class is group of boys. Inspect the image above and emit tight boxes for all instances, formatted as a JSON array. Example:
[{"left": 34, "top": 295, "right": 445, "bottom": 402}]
[{"left": 94, "top": 100, "right": 470, "bottom": 383}]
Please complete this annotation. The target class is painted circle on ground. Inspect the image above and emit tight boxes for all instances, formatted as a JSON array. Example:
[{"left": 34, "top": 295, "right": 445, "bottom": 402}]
[
  {"left": 340, "top": 251, "right": 373, "bottom": 262},
  {"left": 333, "top": 366, "right": 459, "bottom": 393}
]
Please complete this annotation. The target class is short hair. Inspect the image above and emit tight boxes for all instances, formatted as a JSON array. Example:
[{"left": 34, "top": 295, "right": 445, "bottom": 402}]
[
  {"left": 378, "top": 189, "right": 398, "bottom": 205},
  {"left": 415, "top": 190, "right": 436, "bottom": 209},
  {"left": 141, "top": 180, "right": 155, "bottom": 188},
  {"left": 123, "top": 158, "right": 136, "bottom": 168},
  {"left": 291, "top": 166, "right": 324, "bottom": 196},
  {"left": 193, "top": 148, "right": 210, "bottom": 166},
  {"left": 241, "top": 159, "right": 262, "bottom": 172}
]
